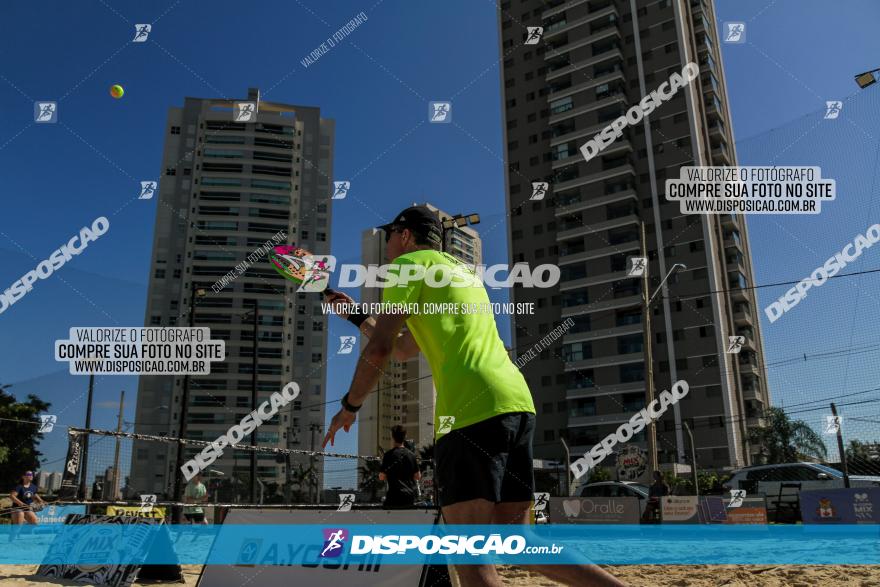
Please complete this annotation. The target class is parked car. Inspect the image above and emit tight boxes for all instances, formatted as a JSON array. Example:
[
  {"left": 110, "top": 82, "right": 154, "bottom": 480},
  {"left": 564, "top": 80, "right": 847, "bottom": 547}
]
[
  {"left": 725, "top": 462, "right": 880, "bottom": 500},
  {"left": 578, "top": 481, "right": 650, "bottom": 517}
]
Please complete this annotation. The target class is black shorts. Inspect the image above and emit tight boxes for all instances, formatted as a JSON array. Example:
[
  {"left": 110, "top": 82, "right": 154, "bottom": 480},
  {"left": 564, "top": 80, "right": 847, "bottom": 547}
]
[
  {"left": 435, "top": 412, "right": 535, "bottom": 507},
  {"left": 184, "top": 512, "right": 205, "bottom": 523}
]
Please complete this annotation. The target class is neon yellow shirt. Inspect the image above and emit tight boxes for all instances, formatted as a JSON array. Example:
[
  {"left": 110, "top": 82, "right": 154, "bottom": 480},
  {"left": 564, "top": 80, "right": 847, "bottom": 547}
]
[{"left": 381, "top": 250, "right": 535, "bottom": 438}]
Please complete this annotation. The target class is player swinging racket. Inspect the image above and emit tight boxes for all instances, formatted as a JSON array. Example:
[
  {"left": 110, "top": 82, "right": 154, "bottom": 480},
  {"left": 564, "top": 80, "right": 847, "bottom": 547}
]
[{"left": 323, "top": 205, "right": 626, "bottom": 587}]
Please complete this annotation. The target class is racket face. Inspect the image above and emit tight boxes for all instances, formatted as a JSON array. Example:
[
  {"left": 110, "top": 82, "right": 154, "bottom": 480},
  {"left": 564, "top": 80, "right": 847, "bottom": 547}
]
[{"left": 268, "top": 245, "right": 311, "bottom": 284}]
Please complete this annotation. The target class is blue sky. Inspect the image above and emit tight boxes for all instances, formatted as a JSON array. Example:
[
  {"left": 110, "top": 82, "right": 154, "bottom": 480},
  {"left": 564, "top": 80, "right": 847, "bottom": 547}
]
[{"left": 1, "top": 0, "right": 880, "bottom": 487}]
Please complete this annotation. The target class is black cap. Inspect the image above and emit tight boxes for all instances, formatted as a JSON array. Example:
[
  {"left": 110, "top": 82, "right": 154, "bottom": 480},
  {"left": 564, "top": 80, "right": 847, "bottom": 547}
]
[{"left": 377, "top": 205, "right": 443, "bottom": 247}]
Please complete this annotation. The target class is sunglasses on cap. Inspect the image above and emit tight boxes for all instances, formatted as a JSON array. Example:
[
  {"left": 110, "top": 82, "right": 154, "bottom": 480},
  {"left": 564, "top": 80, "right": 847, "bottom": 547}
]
[{"left": 24, "top": 473, "right": 33, "bottom": 477}]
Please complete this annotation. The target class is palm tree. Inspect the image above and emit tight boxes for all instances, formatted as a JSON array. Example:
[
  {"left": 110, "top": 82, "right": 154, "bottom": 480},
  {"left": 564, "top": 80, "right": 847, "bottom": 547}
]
[
  {"left": 288, "top": 462, "right": 315, "bottom": 503},
  {"left": 358, "top": 459, "right": 383, "bottom": 502},
  {"left": 749, "top": 407, "right": 827, "bottom": 464}
]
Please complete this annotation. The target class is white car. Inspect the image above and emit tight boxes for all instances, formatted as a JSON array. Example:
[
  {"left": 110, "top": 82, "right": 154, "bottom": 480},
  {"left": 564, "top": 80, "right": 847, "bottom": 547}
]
[{"left": 725, "top": 462, "right": 880, "bottom": 500}]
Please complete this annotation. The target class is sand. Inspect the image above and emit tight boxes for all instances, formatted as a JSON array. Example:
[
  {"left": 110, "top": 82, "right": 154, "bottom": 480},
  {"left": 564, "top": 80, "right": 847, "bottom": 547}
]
[{"left": 1, "top": 564, "right": 879, "bottom": 586}]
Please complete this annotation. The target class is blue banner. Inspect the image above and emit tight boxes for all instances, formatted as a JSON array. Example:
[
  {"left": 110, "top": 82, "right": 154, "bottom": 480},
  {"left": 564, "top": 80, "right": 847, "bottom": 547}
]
[
  {"left": 800, "top": 487, "right": 880, "bottom": 524},
  {"left": 5, "top": 524, "right": 880, "bottom": 565}
]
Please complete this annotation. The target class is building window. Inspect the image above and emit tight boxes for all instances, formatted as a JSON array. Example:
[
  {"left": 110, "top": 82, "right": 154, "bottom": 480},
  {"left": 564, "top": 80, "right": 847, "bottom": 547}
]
[{"left": 170, "top": 126, "right": 181, "bottom": 134}]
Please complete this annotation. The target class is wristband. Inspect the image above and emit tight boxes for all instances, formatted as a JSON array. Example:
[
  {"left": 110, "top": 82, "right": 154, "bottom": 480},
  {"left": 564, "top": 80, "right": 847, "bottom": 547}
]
[
  {"left": 341, "top": 392, "right": 362, "bottom": 413},
  {"left": 347, "top": 310, "right": 369, "bottom": 328}
]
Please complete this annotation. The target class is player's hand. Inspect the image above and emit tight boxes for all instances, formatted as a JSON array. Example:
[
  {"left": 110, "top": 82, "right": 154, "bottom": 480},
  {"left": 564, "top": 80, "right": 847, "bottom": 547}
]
[
  {"left": 323, "top": 408, "right": 356, "bottom": 448},
  {"left": 325, "top": 291, "right": 355, "bottom": 319}
]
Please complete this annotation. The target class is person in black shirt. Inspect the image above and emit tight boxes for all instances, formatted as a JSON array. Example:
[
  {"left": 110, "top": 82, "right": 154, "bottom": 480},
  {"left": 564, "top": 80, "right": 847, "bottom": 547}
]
[
  {"left": 642, "top": 470, "right": 669, "bottom": 523},
  {"left": 379, "top": 425, "right": 420, "bottom": 508}
]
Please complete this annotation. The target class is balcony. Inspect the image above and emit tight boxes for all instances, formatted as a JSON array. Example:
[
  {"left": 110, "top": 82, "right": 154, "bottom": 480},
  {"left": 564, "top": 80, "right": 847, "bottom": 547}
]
[
  {"left": 545, "top": 47, "right": 623, "bottom": 83},
  {"left": 564, "top": 351, "right": 644, "bottom": 372},
  {"left": 566, "top": 380, "right": 645, "bottom": 401},
  {"left": 721, "top": 213, "right": 737, "bottom": 228},
  {"left": 559, "top": 293, "right": 641, "bottom": 314},
  {"left": 544, "top": 22, "right": 620, "bottom": 60},
  {"left": 555, "top": 189, "right": 638, "bottom": 218},
  {"left": 562, "top": 323, "right": 643, "bottom": 346},
  {"left": 558, "top": 238, "right": 640, "bottom": 266},
  {"left": 569, "top": 410, "right": 637, "bottom": 429},
  {"left": 556, "top": 213, "right": 640, "bottom": 242},
  {"left": 746, "top": 416, "right": 766, "bottom": 428},
  {"left": 738, "top": 361, "right": 761, "bottom": 378},
  {"left": 733, "top": 307, "right": 752, "bottom": 325},
  {"left": 543, "top": 4, "right": 618, "bottom": 40},
  {"left": 553, "top": 162, "right": 636, "bottom": 194},
  {"left": 548, "top": 69, "right": 625, "bottom": 103}
]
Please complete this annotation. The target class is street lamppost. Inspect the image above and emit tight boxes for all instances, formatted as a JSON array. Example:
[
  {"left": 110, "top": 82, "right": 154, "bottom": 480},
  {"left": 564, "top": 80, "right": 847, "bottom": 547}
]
[
  {"left": 440, "top": 213, "right": 480, "bottom": 253},
  {"left": 172, "top": 282, "right": 206, "bottom": 522},
  {"left": 240, "top": 304, "right": 260, "bottom": 505},
  {"left": 854, "top": 68, "right": 880, "bottom": 89},
  {"left": 640, "top": 220, "right": 687, "bottom": 474}
]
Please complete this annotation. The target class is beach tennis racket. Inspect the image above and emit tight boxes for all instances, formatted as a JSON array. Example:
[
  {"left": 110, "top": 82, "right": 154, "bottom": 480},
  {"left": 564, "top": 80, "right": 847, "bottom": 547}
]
[{"left": 268, "top": 245, "right": 337, "bottom": 296}]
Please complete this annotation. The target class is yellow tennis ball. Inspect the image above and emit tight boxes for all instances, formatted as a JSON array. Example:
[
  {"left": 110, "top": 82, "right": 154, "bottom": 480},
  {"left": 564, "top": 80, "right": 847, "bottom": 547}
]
[{"left": 110, "top": 85, "right": 125, "bottom": 99}]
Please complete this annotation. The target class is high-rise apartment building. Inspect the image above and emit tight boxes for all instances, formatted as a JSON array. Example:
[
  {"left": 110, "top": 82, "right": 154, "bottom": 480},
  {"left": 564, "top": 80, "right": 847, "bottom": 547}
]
[
  {"left": 131, "top": 88, "right": 334, "bottom": 499},
  {"left": 498, "top": 0, "right": 770, "bottom": 471},
  {"left": 357, "top": 203, "right": 483, "bottom": 457}
]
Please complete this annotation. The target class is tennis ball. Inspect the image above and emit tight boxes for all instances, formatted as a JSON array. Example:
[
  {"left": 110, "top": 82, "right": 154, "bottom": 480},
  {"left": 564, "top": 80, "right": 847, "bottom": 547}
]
[{"left": 110, "top": 85, "right": 125, "bottom": 99}]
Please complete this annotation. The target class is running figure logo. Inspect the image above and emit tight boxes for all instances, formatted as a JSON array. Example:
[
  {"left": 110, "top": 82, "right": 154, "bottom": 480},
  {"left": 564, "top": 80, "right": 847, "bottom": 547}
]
[
  {"left": 138, "top": 494, "right": 157, "bottom": 514},
  {"left": 525, "top": 27, "right": 543, "bottom": 45},
  {"left": 824, "top": 101, "right": 843, "bottom": 119},
  {"left": 337, "top": 336, "right": 356, "bottom": 355},
  {"left": 438, "top": 416, "right": 455, "bottom": 435},
  {"left": 726, "top": 335, "right": 745, "bottom": 354},
  {"left": 824, "top": 415, "right": 842, "bottom": 435},
  {"left": 139, "top": 181, "right": 157, "bottom": 200},
  {"left": 627, "top": 257, "right": 647, "bottom": 277},
  {"left": 337, "top": 494, "right": 355, "bottom": 512},
  {"left": 723, "top": 22, "right": 745, "bottom": 43},
  {"left": 234, "top": 102, "right": 256, "bottom": 122},
  {"left": 530, "top": 182, "right": 549, "bottom": 201},
  {"left": 728, "top": 489, "right": 746, "bottom": 508},
  {"left": 34, "top": 102, "right": 57, "bottom": 123},
  {"left": 39, "top": 415, "right": 57, "bottom": 433},
  {"left": 332, "top": 181, "right": 350, "bottom": 200},
  {"left": 133, "top": 24, "right": 151, "bottom": 42},
  {"left": 429, "top": 101, "right": 452, "bottom": 123},
  {"left": 320, "top": 528, "right": 348, "bottom": 557},
  {"left": 533, "top": 492, "right": 549, "bottom": 511}
]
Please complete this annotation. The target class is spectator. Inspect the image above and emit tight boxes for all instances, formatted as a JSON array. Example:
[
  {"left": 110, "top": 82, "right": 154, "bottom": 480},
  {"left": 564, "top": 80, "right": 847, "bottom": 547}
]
[
  {"left": 642, "top": 470, "right": 669, "bottom": 523},
  {"left": 184, "top": 472, "right": 208, "bottom": 524},
  {"left": 10, "top": 471, "right": 44, "bottom": 525},
  {"left": 379, "top": 425, "right": 420, "bottom": 508}
]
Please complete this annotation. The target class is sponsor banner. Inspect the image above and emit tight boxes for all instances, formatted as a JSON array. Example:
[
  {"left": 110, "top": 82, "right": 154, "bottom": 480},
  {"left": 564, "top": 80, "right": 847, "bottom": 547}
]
[
  {"left": 198, "top": 509, "right": 437, "bottom": 587},
  {"left": 107, "top": 506, "right": 167, "bottom": 519},
  {"left": 6, "top": 524, "right": 880, "bottom": 565},
  {"left": 549, "top": 497, "right": 640, "bottom": 524},
  {"left": 58, "top": 430, "right": 82, "bottom": 500},
  {"left": 724, "top": 497, "right": 768, "bottom": 524},
  {"left": 660, "top": 496, "right": 727, "bottom": 523},
  {"left": 36, "top": 514, "right": 181, "bottom": 587},
  {"left": 36, "top": 505, "right": 86, "bottom": 524},
  {"left": 800, "top": 487, "right": 880, "bottom": 524}
]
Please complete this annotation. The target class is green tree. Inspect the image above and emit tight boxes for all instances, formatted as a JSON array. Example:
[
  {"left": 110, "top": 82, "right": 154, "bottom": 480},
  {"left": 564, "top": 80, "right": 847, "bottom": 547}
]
[
  {"left": 0, "top": 384, "right": 50, "bottom": 485},
  {"left": 358, "top": 459, "right": 383, "bottom": 502},
  {"left": 749, "top": 407, "right": 827, "bottom": 464},
  {"left": 846, "top": 440, "right": 876, "bottom": 461}
]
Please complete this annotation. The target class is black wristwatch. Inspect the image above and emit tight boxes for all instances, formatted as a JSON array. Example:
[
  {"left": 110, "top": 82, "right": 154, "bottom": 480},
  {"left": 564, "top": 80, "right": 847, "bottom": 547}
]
[{"left": 341, "top": 392, "right": 362, "bottom": 413}]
